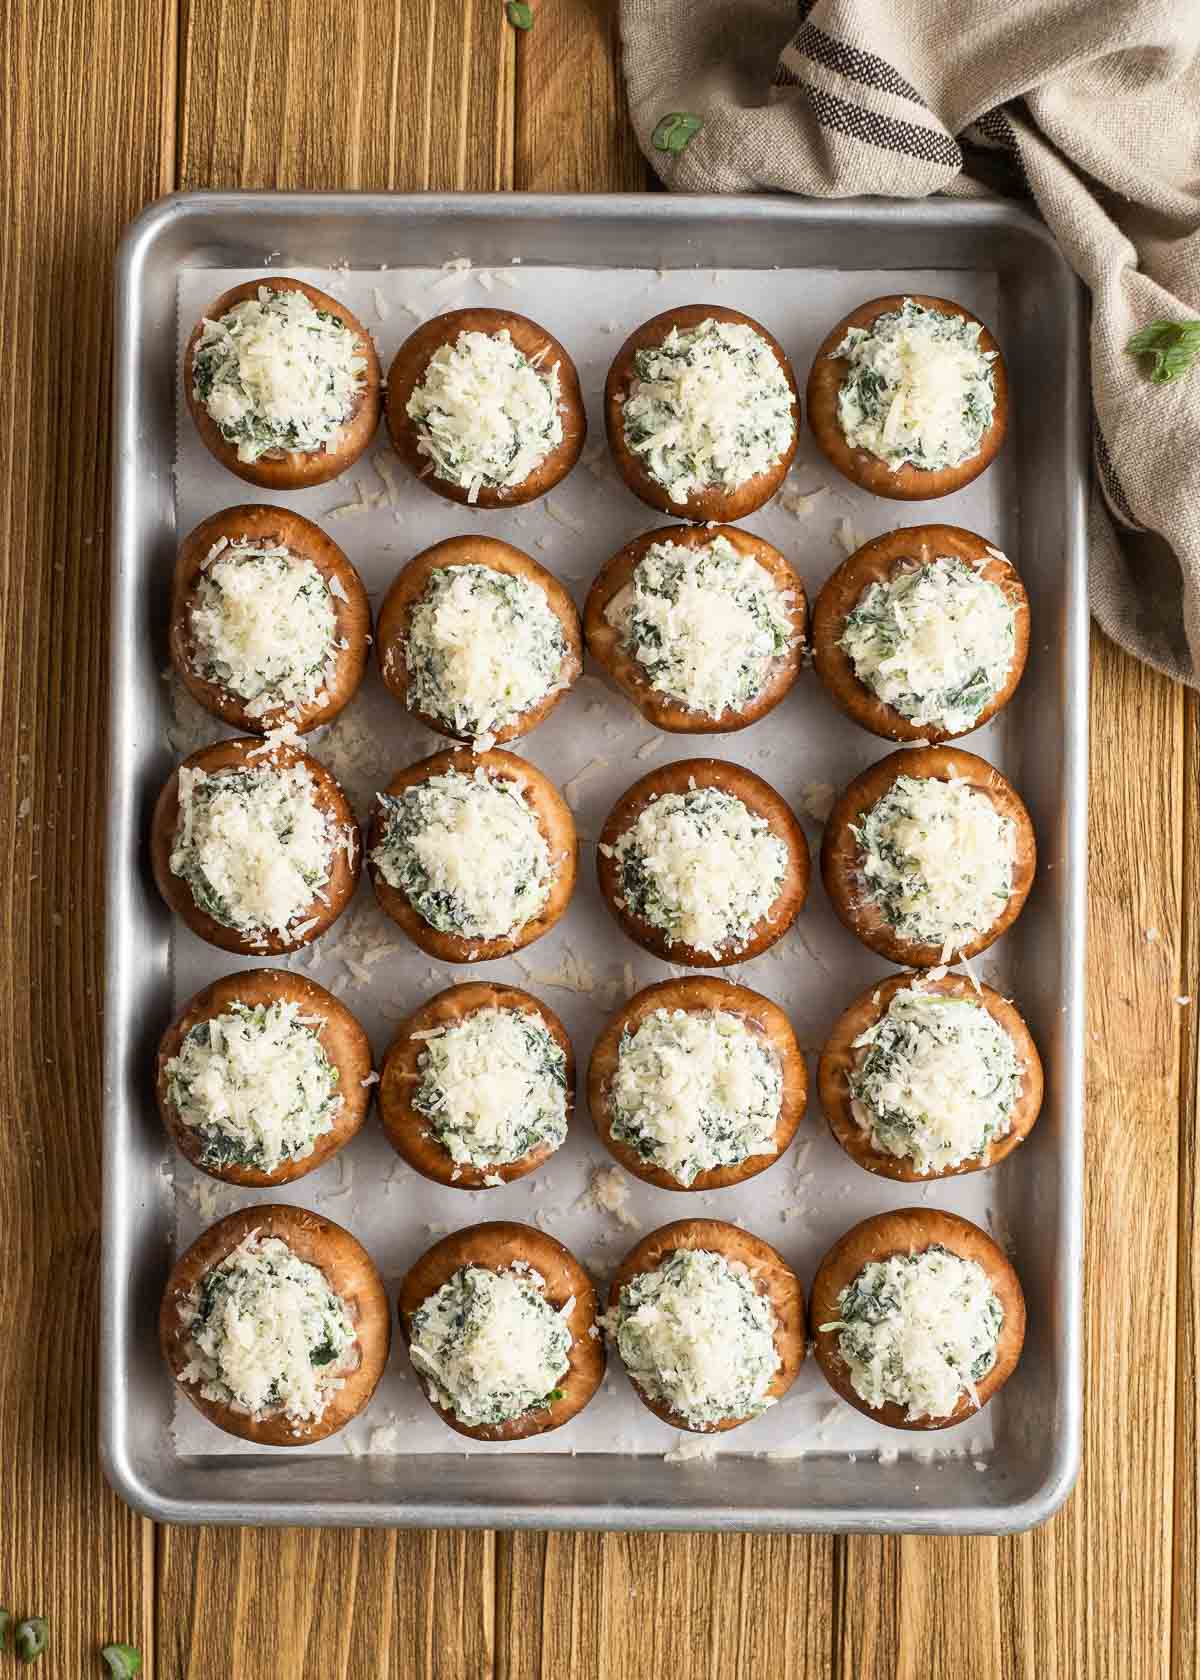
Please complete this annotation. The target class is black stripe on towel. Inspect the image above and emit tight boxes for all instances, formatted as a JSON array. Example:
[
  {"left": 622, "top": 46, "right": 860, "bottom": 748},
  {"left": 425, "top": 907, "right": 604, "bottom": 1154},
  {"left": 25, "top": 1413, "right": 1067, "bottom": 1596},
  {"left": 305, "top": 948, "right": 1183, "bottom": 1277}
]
[
  {"left": 775, "top": 71, "right": 962, "bottom": 169},
  {"left": 788, "top": 21, "right": 929, "bottom": 108}
]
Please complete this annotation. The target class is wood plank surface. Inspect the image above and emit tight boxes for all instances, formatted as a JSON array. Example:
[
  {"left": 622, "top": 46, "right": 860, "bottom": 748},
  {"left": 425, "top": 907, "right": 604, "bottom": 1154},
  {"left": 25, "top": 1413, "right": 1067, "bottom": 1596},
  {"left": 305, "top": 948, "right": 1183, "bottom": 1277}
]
[
  {"left": 0, "top": 2, "right": 176, "bottom": 1674},
  {"left": 1, "top": 0, "right": 1196, "bottom": 1675}
]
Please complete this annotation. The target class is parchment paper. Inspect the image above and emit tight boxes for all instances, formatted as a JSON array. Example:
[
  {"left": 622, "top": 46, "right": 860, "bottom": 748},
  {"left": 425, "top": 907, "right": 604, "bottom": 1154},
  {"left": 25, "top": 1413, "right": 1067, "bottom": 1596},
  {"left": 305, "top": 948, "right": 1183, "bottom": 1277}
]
[{"left": 167, "top": 259, "right": 1019, "bottom": 1470}]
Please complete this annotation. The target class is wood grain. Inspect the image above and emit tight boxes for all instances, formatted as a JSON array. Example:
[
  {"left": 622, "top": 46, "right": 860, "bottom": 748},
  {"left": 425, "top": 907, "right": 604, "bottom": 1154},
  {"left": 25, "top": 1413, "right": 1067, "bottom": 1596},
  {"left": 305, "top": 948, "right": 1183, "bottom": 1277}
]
[
  {"left": 3, "top": 0, "right": 1197, "bottom": 1675},
  {"left": 0, "top": 0, "right": 175, "bottom": 1673}
]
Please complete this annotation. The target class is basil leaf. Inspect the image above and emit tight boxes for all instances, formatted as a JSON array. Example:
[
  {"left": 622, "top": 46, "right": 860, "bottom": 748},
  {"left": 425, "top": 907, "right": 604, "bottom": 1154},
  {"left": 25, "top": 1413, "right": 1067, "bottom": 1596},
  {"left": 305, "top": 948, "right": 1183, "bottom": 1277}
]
[
  {"left": 506, "top": 1, "right": 533, "bottom": 28},
  {"left": 101, "top": 1645, "right": 143, "bottom": 1678},
  {"left": 1126, "top": 318, "right": 1200, "bottom": 384},
  {"left": 15, "top": 1618, "right": 49, "bottom": 1664},
  {"left": 652, "top": 112, "right": 704, "bottom": 156}
]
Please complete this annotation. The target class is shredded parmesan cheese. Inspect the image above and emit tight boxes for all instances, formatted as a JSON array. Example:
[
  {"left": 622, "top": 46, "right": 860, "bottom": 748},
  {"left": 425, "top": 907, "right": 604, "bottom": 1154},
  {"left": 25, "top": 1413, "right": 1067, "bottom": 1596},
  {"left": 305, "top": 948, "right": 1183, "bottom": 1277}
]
[
  {"left": 605, "top": 534, "right": 795, "bottom": 719},
  {"left": 609, "top": 1008, "right": 781, "bottom": 1185},
  {"left": 821, "top": 1247, "right": 1003, "bottom": 1421},
  {"left": 621, "top": 318, "right": 795, "bottom": 504},
  {"left": 855, "top": 774, "right": 1015, "bottom": 958},
  {"left": 406, "top": 329, "right": 563, "bottom": 501},
  {"left": 411, "top": 1006, "right": 568, "bottom": 1168},
  {"left": 191, "top": 286, "right": 367, "bottom": 464}
]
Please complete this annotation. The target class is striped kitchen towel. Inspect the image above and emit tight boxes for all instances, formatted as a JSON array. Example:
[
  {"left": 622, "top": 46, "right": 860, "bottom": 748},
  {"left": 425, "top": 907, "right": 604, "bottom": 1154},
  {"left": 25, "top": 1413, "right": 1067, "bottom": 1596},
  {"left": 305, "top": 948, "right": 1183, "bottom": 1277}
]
[{"left": 620, "top": 0, "right": 1200, "bottom": 686}]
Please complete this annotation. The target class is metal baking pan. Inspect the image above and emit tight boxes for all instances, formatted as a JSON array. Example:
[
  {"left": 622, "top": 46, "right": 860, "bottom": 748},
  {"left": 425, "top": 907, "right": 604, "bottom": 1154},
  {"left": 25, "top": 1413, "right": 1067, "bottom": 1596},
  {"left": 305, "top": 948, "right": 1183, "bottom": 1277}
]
[{"left": 104, "top": 191, "right": 1087, "bottom": 1531}]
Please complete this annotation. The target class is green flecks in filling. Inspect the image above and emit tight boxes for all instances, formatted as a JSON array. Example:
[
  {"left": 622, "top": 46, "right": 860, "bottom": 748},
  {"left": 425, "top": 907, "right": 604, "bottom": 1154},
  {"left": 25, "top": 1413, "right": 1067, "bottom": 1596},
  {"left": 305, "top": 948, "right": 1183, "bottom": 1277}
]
[
  {"left": 852, "top": 774, "right": 1014, "bottom": 957},
  {"left": 166, "top": 999, "right": 342, "bottom": 1174},
  {"left": 180, "top": 1233, "right": 356, "bottom": 1423},
  {"left": 372, "top": 768, "right": 552, "bottom": 941},
  {"left": 834, "top": 299, "right": 996, "bottom": 472},
  {"left": 405, "top": 329, "right": 562, "bottom": 500},
  {"left": 621, "top": 319, "right": 795, "bottom": 504},
  {"left": 409, "top": 1265, "right": 571, "bottom": 1426},
  {"left": 412, "top": 1006, "right": 568, "bottom": 1168},
  {"left": 190, "top": 538, "right": 339, "bottom": 717},
  {"left": 609, "top": 1249, "right": 779, "bottom": 1428},
  {"left": 169, "top": 763, "right": 336, "bottom": 940},
  {"left": 602, "top": 785, "right": 788, "bottom": 958},
  {"left": 404, "top": 564, "right": 567, "bottom": 743},
  {"left": 192, "top": 286, "right": 366, "bottom": 464},
  {"left": 839, "top": 555, "right": 1014, "bottom": 733},
  {"left": 605, "top": 534, "right": 795, "bottom": 719},
  {"left": 821, "top": 1246, "right": 1003, "bottom": 1421},
  {"left": 848, "top": 988, "right": 1021, "bottom": 1173},
  {"left": 610, "top": 1007, "right": 781, "bottom": 1186}
]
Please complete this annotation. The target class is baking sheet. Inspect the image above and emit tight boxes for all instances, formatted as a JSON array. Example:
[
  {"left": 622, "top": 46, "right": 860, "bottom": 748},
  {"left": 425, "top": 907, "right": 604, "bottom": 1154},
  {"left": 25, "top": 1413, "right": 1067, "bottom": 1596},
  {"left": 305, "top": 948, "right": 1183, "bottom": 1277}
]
[{"left": 164, "top": 260, "right": 1020, "bottom": 1470}]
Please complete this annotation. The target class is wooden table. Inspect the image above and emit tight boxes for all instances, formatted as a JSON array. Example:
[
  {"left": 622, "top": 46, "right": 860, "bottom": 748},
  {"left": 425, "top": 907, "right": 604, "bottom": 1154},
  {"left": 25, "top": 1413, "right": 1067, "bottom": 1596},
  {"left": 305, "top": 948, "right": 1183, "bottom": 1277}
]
[{"left": 3, "top": 2, "right": 1195, "bottom": 1674}]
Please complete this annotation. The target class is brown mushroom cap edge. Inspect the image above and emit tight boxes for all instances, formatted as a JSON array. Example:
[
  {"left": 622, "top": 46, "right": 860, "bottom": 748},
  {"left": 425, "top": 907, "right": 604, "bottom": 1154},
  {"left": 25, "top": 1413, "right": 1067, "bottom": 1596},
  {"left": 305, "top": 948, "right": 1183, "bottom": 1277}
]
[
  {"left": 817, "top": 969, "right": 1044, "bottom": 1182},
  {"left": 584, "top": 522, "right": 808, "bottom": 734},
  {"left": 588, "top": 976, "right": 807, "bottom": 1191},
  {"left": 397, "top": 1221, "right": 605, "bottom": 1442},
  {"left": 160, "top": 1204, "right": 391, "bottom": 1446},
  {"left": 608, "top": 1218, "right": 806, "bottom": 1433},
  {"left": 809, "top": 1207, "right": 1025, "bottom": 1431},
  {"left": 380, "top": 981, "right": 575, "bottom": 1188}
]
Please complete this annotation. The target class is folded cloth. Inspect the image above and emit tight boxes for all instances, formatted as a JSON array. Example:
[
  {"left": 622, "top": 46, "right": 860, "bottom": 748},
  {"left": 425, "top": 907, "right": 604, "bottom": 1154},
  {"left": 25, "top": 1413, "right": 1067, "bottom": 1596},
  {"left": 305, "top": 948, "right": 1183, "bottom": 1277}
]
[{"left": 620, "top": 0, "right": 1200, "bottom": 684}]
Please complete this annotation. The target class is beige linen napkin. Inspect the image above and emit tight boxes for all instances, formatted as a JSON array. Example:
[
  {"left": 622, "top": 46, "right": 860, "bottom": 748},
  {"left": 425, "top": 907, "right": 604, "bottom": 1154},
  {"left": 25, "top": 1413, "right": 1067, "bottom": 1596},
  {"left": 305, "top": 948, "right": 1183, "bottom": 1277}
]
[{"left": 620, "top": 0, "right": 1200, "bottom": 684}]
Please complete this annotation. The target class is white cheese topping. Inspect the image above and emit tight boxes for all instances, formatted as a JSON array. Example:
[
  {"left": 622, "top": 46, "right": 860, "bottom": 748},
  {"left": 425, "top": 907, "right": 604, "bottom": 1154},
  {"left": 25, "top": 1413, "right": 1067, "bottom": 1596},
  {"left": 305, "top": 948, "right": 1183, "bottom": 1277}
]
[
  {"left": 840, "top": 555, "right": 1015, "bottom": 733},
  {"left": 854, "top": 773, "right": 1015, "bottom": 959},
  {"left": 609, "top": 1249, "right": 779, "bottom": 1428},
  {"left": 610, "top": 1007, "right": 782, "bottom": 1186},
  {"left": 849, "top": 988, "right": 1022, "bottom": 1173},
  {"left": 621, "top": 318, "right": 796, "bottom": 504},
  {"left": 821, "top": 1246, "right": 1003, "bottom": 1421},
  {"left": 171, "top": 762, "right": 344, "bottom": 942},
  {"left": 372, "top": 767, "right": 553, "bottom": 941},
  {"left": 605, "top": 535, "right": 796, "bottom": 719},
  {"left": 834, "top": 298, "right": 996, "bottom": 473},
  {"left": 403, "top": 564, "right": 568, "bottom": 746},
  {"left": 179, "top": 1232, "right": 357, "bottom": 1424},
  {"left": 192, "top": 286, "right": 367, "bottom": 464},
  {"left": 601, "top": 784, "right": 788, "bottom": 958},
  {"left": 406, "top": 329, "right": 563, "bottom": 502},
  {"left": 409, "top": 1265, "right": 571, "bottom": 1427},
  {"left": 166, "top": 999, "right": 343, "bottom": 1174},
  {"left": 189, "top": 537, "right": 339, "bottom": 718},
  {"left": 412, "top": 1006, "right": 568, "bottom": 1168}
]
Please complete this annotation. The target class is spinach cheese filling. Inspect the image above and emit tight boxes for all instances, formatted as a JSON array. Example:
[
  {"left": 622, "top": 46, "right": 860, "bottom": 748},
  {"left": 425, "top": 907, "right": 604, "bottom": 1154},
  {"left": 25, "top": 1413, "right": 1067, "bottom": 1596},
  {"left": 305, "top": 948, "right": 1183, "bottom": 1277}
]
[
  {"left": 179, "top": 1233, "right": 357, "bottom": 1424},
  {"left": 189, "top": 537, "right": 340, "bottom": 718},
  {"left": 166, "top": 999, "right": 342, "bottom": 1174},
  {"left": 406, "top": 329, "right": 563, "bottom": 502},
  {"left": 409, "top": 1265, "right": 571, "bottom": 1427},
  {"left": 604, "top": 535, "right": 796, "bottom": 719},
  {"left": 610, "top": 1008, "right": 782, "bottom": 1186},
  {"left": 412, "top": 1006, "right": 568, "bottom": 1169},
  {"left": 192, "top": 286, "right": 367, "bottom": 464},
  {"left": 602, "top": 784, "right": 788, "bottom": 957},
  {"left": 853, "top": 774, "right": 1014, "bottom": 958},
  {"left": 821, "top": 1246, "right": 1003, "bottom": 1421},
  {"left": 621, "top": 319, "right": 796, "bottom": 504},
  {"left": 848, "top": 988, "right": 1021, "bottom": 1173},
  {"left": 834, "top": 299, "right": 997, "bottom": 473},
  {"left": 840, "top": 555, "right": 1015, "bottom": 734},
  {"left": 372, "top": 767, "right": 553, "bottom": 941},
  {"left": 170, "top": 763, "right": 341, "bottom": 942},
  {"left": 404, "top": 564, "right": 568, "bottom": 747},
  {"left": 610, "top": 1249, "right": 779, "bottom": 1429}
]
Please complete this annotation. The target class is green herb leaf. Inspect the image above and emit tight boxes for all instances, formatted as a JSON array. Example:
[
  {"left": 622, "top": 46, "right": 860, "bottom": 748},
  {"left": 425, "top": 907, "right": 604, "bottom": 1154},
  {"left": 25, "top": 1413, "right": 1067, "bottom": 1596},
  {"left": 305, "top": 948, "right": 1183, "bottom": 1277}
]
[
  {"left": 0, "top": 1609, "right": 11, "bottom": 1652},
  {"left": 652, "top": 112, "right": 704, "bottom": 156},
  {"left": 15, "top": 1618, "right": 49, "bottom": 1664},
  {"left": 101, "top": 1644, "right": 143, "bottom": 1678},
  {"left": 1126, "top": 319, "right": 1200, "bottom": 384},
  {"left": 546, "top": 1388, "right": 565, "bottom": 1403},
  {"left": 506, "top": 1, "right": 533, "bottom": 28}
]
